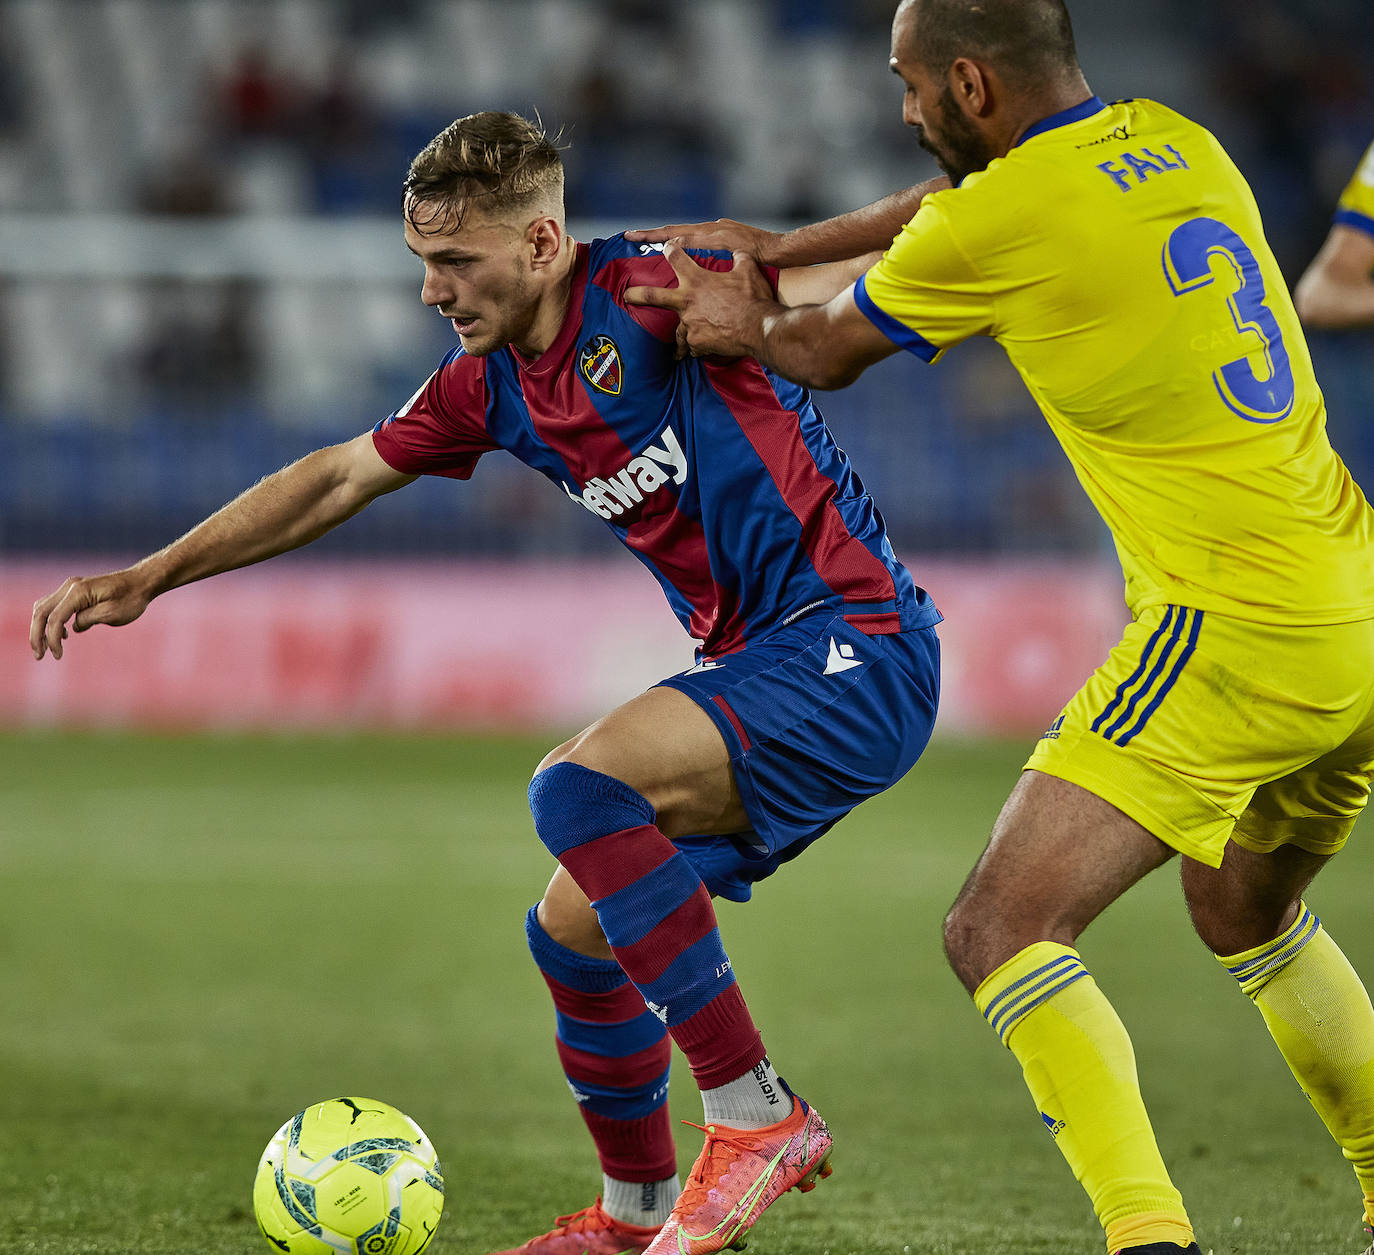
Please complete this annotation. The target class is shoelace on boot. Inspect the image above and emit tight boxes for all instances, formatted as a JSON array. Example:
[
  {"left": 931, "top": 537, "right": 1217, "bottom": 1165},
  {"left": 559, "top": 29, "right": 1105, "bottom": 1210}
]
[
  {"left": 674, "top": 1121, "right": 763, "bottom": 1213},
  {"left": 548, "top": 1201, "right": 608, "bottom": 1235}
]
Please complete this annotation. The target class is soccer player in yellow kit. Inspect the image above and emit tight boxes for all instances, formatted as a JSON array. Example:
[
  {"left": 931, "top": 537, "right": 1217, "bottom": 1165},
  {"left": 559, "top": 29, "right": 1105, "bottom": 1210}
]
[
  {"left": 626, "top": 1, "right": 1374, "bottom": 1252},
  {"left": 1296, "top": 138, "right": 1374, "bottom": 328}
]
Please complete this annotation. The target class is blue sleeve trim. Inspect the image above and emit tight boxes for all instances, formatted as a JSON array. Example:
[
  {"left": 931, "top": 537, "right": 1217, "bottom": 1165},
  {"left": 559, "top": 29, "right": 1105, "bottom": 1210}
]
[
  {"left": 1334, "top": 208, "right": 1374, "bottom": 239},
  {"left": 1018, "top": 95, "right": 1108, "bottom": 146},
  {"left": 853, "top": 273, "right": 939, "bottom": 362}
]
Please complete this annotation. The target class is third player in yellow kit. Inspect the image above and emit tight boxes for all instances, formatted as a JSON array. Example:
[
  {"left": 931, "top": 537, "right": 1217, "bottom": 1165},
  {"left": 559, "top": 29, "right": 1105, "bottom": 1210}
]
[
  {"left": 627, "top": 1, "right": 1374, "bottom": 1252},
  {"left": 1296, "top": 137, "right": 1374, "bottom": 328},
  {"left": 1334, "top": 139, "right": 1374, "bottom": 238}
]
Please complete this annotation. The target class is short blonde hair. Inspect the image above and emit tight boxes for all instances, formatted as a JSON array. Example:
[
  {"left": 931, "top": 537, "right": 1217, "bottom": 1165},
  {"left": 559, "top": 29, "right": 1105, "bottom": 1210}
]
[{"left": 404, "top": 110, "right": 565, "bottom": 233}]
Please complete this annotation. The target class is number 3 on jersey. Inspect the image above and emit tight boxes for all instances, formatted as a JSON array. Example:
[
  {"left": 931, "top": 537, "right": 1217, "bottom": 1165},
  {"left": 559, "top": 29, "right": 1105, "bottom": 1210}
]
[{"left": 1163, "top": 216, "right": 1295, "bottom": 423}]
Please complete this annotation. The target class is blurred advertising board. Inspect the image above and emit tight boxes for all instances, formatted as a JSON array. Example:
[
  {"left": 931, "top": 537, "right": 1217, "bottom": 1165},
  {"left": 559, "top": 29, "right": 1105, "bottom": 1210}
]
[{"left": 3, "top": 558, "right": 1126, "bottom": 737}]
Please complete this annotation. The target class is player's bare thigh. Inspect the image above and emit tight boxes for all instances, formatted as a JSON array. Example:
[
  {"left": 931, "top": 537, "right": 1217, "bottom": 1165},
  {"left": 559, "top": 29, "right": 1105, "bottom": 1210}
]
[
  {"left": 943, "top": 770, "right": 1178, "bottom": 992},
  {"left": 536, "top": 684, "right": 748, "bottom": 836},
  {"left": 535, "top": 685, "right": 748, "bottom": 959}
]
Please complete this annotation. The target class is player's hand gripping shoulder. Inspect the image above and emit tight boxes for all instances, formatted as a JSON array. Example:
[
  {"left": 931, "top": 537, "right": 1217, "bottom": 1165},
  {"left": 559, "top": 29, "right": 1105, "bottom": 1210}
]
[
  {"left": 625, "top": 242, "right": 896, "bottom": 390},
  {"left": 625, "top": 241, "right": 779, "bottom": 360},
  {"left": 625, "top": 217, "right": 783, "bottom": 265}
]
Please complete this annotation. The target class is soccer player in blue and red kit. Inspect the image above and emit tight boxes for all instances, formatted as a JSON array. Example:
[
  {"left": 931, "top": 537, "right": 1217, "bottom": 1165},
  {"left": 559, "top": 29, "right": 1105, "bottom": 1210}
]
[{"left": 30, "top": 111, "right": 946, "bottom": 1255}]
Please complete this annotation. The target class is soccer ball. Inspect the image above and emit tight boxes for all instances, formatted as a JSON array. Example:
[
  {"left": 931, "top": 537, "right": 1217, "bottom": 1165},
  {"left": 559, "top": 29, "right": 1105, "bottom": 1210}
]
[{"left": 252, "top": 1097, "right": 444, "bottom": 1255}]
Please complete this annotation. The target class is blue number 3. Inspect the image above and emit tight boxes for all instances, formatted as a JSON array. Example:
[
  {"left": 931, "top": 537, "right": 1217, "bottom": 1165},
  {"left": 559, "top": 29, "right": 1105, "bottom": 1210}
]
[{"left": 1163, "top": 217, "right": 1295, "bottom": 423}]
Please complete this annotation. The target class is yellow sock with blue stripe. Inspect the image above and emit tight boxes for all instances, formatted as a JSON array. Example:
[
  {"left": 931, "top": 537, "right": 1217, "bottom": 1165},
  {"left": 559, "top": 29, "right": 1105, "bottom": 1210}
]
[
  {"left": 1220, "top": 902, "right": 1374, "bottom": 1225},
  {"left": 975, "top": 942, "right": 1195, "bottom": 1252}
]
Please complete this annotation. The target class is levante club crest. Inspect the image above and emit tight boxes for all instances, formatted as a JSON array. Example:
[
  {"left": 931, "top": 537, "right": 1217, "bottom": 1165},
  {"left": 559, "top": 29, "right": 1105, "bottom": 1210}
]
[{"left": 579, "top": 334, "right": 623, "bottom": 396}]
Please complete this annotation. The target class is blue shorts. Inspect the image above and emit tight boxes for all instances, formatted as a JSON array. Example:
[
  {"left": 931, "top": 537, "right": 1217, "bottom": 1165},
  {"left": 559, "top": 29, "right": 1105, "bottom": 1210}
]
[{"left": 657, "top": 610, "right": 940, "bottom": 901}]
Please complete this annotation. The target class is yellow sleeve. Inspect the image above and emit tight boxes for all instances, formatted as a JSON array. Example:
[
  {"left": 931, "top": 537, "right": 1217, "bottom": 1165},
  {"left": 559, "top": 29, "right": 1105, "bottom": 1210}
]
[{"left": 853, "top": 197, "right": 993, "bottom": 362}]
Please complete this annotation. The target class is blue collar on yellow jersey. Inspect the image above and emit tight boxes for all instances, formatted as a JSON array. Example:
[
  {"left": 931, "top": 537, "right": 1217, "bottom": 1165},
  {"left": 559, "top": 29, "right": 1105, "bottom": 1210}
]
[{"left": 1017, "top": 94, "right": 1107, "bottom": 147}]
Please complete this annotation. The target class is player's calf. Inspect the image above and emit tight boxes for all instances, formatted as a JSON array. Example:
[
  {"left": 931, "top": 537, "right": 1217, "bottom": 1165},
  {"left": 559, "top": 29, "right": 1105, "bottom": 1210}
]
[
  {"left": 524, "top": 905, "right": 681, "bottom": 1228},
  {"left": 527, "top": 762, "right": 767, "bottom": 1091}
]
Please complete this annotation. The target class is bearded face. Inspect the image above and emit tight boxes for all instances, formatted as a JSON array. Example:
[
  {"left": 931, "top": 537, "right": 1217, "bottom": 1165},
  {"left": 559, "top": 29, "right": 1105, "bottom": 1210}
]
[{"left": 914, "top": 82, "right": 999, "bottom": 185}]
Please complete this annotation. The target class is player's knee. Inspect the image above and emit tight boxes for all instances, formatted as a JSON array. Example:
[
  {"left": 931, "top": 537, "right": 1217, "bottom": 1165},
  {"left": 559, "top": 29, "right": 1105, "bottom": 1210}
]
[
  {"left": 1182, "top": 889, "right": 1228, "bottom": 954},
  {"left": 1185, "top": 889, "right": 1296, "bottom": 956},
  {"left": 1180, "top": 860, "right": 1303, "bottom": 955},
  {"left": 526, "top": 760, "right": 655, "bottom": 856},
  {"left": 533, "top": 736, "right": 578, "bottom": 777},
  {"left": 942, "top": 897, "right": 986, "bottom": 986},
  {"left": 943, "top": 889, "right": 1011, "bottom": 991},
  {"left": 529, "top": 892, "right": 611, "bottom": 959},
  {"left": 942, "top": 887, "right": 1068, "bottom": 991}
]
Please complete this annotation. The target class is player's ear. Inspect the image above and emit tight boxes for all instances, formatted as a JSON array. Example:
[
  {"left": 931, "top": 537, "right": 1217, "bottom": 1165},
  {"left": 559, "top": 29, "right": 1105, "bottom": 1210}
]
[
  {"left": 948, "top": 56, "right": 992, "bottom": 118},
  {"left": 527, "top": 215, "right": 564, "bottom": 270}
]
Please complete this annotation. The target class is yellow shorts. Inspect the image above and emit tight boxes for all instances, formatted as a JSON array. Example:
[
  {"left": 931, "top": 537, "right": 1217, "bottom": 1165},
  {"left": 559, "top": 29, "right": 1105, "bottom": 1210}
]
[{"left": 1025, "top": 604, "right": 1374, "bottom": 867}]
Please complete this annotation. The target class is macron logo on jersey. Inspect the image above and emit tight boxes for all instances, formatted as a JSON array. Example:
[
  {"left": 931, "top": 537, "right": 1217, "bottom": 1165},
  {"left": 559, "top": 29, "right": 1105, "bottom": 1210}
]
[
  {"left": 563, "top": 425, "right": 688, "bottom": 520},
  {"left": 823, "top": 637, "right": 864, "bottom": 675}
]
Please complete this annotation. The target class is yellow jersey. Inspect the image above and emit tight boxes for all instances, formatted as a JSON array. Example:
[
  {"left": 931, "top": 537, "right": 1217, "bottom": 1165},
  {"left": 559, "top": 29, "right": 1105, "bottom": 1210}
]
[
  {"left": 1334, "top": 138, "right": 1374, "bottom": 237},
  {"left": 857, "top": 96, "right": 1374, "bottom": 625}
]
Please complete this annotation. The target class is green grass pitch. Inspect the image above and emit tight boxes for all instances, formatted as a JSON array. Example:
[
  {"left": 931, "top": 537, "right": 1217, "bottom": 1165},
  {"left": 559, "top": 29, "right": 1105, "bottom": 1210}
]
[{"left": 1, "top": 729, "right": 1370, "bottom": 1254}]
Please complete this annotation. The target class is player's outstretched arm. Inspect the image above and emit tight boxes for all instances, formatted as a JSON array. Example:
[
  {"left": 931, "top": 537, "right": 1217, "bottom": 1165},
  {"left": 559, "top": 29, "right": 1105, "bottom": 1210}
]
[
  {"left": 30, "top": 432, "right": 414, "bottom": 660},
  {"left": 1294, "top": 224, "right": 1374, "bottom": 329},
  {"left": 625, "top": 176, "right": 950, "bottom": 267},
  {"left": 777, "top": 251, "right": 883, "bottom": 307},
  {"left": 625, "top": 243, "right": 897, "bottom": 390}
]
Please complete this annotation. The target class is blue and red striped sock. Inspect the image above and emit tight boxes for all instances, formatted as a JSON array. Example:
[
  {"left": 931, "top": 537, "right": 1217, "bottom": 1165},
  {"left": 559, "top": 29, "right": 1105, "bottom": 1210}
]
[
  {"left": 524, "top": 905, "right": 677, "bottom": 1183},
  {"left": 528, "top": 762, "right": 767, "bottom": 1092}
]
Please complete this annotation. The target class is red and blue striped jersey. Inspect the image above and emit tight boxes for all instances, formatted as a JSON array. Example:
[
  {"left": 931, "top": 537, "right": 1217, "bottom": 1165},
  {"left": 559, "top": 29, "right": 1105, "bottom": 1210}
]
[{"left": 372, "top": 235, "right": 939, "bottom": 656}]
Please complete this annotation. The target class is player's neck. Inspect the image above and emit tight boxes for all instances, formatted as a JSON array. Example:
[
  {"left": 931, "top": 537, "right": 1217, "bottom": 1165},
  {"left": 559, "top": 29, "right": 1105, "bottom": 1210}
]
[
  {"left": 1003, "top": 75, "right": 1095, "bottom": 153},
  {"left": 512, "top": 235, "right": 580, "bottom": 359}
]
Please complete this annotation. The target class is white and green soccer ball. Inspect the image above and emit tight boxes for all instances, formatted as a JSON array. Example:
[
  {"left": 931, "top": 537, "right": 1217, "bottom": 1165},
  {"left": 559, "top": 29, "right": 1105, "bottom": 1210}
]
[{"left": 253, "top": 1097, "right": 444, "bottom": 1255}]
